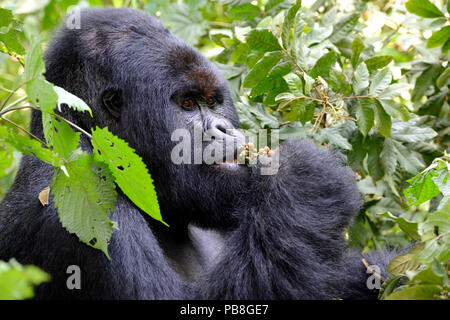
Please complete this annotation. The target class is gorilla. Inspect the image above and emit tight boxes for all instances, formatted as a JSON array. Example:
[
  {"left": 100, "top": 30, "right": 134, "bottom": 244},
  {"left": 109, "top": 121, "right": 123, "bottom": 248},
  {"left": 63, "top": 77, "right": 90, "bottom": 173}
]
[{"left": 0, "top": 8, "right": 397, "bottom": 299}]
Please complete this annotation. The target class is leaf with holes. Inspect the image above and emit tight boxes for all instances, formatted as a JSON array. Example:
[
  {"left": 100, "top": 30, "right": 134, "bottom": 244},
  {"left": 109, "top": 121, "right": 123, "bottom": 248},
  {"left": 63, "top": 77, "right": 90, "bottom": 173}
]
[
  {"left": 91, "top": 127, "right": 165, "bottom": 226},
  {"left": 51, "top": 151, "right": 117, "bottom": 257}
]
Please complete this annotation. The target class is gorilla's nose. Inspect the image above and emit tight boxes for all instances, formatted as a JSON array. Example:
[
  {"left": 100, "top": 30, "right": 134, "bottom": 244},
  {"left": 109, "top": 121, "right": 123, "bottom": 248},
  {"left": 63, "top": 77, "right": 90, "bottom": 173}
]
[
  {"left": 206, "top": 119, "right": 246, "bottom": 159},
  {"left": 208, "top": 119, "right": 245, "bottom": 144}
]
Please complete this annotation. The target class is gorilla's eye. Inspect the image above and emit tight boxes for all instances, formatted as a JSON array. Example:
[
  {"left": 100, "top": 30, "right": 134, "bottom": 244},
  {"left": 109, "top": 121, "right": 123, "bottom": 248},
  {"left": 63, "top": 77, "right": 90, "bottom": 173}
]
[
  {"left": 206, "top": 97, "right": 216, "bottom": 106},
  {"left": 181, "top": 98, "right": 195, "bottom": 109}
]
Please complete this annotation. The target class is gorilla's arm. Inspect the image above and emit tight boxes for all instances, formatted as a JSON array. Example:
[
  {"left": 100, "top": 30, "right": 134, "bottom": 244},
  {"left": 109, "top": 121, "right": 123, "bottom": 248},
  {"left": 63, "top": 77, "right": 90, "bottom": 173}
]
[{"left": 200, "top": 139, "right": 394, "bottom": 299}]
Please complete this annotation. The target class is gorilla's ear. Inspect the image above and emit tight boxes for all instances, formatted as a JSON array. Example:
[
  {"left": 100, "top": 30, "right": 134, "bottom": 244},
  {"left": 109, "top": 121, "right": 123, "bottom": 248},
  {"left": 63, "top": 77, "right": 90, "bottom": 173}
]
[{"left": 101, "top": 88, "right": 122, "bottom": 119}]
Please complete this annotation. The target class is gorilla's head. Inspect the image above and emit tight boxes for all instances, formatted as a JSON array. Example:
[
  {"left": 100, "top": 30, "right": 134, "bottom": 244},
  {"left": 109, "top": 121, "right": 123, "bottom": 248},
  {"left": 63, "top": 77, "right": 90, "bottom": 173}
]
[{"left": 44, "top": 8, "right": 252, "bottom": 229}]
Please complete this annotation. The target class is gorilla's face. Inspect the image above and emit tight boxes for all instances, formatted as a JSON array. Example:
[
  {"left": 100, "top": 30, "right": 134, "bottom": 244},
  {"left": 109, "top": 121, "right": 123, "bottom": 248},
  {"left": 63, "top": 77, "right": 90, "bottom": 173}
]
[{"left": 106, "top": 18, "right": 250, "bottom": 228}]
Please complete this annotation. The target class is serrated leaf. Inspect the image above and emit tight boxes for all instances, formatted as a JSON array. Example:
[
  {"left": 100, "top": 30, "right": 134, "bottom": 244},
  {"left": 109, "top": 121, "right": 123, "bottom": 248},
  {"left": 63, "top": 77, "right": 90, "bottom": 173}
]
[
  {"left": 353, "top": 62, "right": 369, "bottom": 95},
  {"left": 427, "top": 26, "right": 450, "bottom": 48},
  {"left": 25, "top": 78, "right": 58, "bottom": 113},
  {"left": 91, "top": 127, "right": 165, "bottom": 226},
  {"left": 42, "top": 113, "right": 81, "bottom": 159},
  {"left": 53, "top": 86, "right": 93, "bottom": 116},
  {"left": 51, "top": 151, "right": 117, "bottom": 257},
  {"left": 246, "top": 29, "right": 282, "bottom": 52},
  {"left": 405, "top": 0, "right": 444, "bottom": 18},
  {"left": 2, "top": 131, "right": 62, "bottom": 167}
]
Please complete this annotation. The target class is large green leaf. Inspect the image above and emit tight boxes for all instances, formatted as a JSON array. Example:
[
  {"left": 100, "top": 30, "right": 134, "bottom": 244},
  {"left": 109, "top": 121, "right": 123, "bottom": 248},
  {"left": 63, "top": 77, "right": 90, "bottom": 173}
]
[
  {"left": 427, "top": 26, "right": 450, "bottom": 48},
  {"left": 405, "top": 0, "right": 444, "bottom": 18},
  {"left": 51, "top": 151, "right": 117, "bottom": 257},
  {"left": 246, "top": 29, "right": 282, "bottom": 52},
  {"left": 243, "top": 51, "right": 283, "bottom": 88},
  {"left": 91, "top": 127, "right": 165, "bottom": 226}
]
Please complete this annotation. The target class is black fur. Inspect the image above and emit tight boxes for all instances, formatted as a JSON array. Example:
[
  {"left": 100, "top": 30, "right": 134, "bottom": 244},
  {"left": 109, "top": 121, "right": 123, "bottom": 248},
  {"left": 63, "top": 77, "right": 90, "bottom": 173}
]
[{"left": 0, "top": 8, "right": 396, "bottom": 299}]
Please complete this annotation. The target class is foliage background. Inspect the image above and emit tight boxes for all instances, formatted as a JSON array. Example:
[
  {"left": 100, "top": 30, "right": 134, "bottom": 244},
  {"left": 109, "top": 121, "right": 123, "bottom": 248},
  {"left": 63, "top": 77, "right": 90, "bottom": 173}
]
[{"left": 0, "top": 0, "right": 449, "bottom": 299}]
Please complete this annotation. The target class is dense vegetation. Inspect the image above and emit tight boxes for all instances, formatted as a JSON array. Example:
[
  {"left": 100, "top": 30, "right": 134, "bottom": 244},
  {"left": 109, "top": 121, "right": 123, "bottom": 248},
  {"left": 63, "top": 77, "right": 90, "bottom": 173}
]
[{"left": 0, "top": 0, "right": 448, "bottom": 300}]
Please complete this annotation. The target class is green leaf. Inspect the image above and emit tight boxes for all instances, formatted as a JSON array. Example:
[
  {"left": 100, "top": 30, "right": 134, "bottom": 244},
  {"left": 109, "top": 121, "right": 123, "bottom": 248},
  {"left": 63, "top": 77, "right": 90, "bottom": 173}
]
[
  {"left": 378, "top": 212, "right": 420, "bottom": 240},
  {"left": 380, "top": 138, "right": 397, "bottom": 176},
  {"left": 367, "top": 135, "right": 385, "bottom": 180},
  {"left": 405, "top": 0, "right": 444, "bottom": 18},
  {"left": 310, "top": 51, "right": 338, "bottom": 80},
  {"left": 379, "top": 275, "right": 404, "bottom": 300},
  {"left": 385, "top": 284, "right": 442, "bottom": 300},
  {"left": 427, "top": 26, "right": 450, "bottom": 48},
  {"left": 412, "top": 64, "right": 444, "bottom": 102},
  {"left": 364, "top": 56, "right": 393, "bottom": 71},
  {"left": 24, "top": 37, "right": 45, "bottom": 83},
  {"left": 160, "top": 2, "right": 208, "bottom": 46},
  {"left": 91, "top": 127, "right": 165, "bottom": 226},
  {"left": 369, "top": 68, "right": 392, "bottom": 96},
  {"left": 353, "top": 62, "right": 369, "bottom": 95},
  {"left": 1, "top": 130, "right": 62, "bottom": 167},
  {"left": 243, "top": 51, "right": 283, "bottom": 88},
  {"left": 51, "top": 151, "right": 117, "bottom": 257},
  {"left": 281, "top": 0, "right": 302, "bottom": 49},
  {"left": 387, "top": 244, "right": 424, "bottom": 274},
  {"left": 0, "top": 28, "right": 25, "bottom": 56},
  {"left": 377, "top": 99, "right": 410, "bottom": 122},
  {"left": 246, "top": 29, "right": 282, "bottom": 52},
  {"left": 351, "top": 36, "right": 364, "bottom": 67},
  {"left": 329, "top": 69, "right": 352, "bottom": 95},
  {"left": 53, "top": 86, "right": 93, "bottom": 116},
  {"left": 25, "top": 78, "right": 58, "bottom": 113},
  {"left": 355, "top": 99, "right": 374, "bottom": 136},
  {"left": 404, "top": 171, "right": 440, "bottom": 206},
  {"left": 391, "top": 124, "right": 437, "bottom": 143},
  {"left": 42, "top": 113, "right": 81, "bottom": 159},
  {"left": 329, "top": 13, "right": 358, "bottom": 44},
  {"left": 0, "top": 9, "right": 14, "bottom": 28},
  {"left": 390, "top": 140, "right": 425, "bottom": 174},
  {"left": 373, "top": 100, "right": 392, "bottom": 137},
  {"left": 228, "top": 3, "right": 260, "bottom": 20},
  {"left": 0, "top": 260, "right": 50, "bottom": 300},
  {"left": 436, "top": 67, "right": 450, "bottom": 88},
  {"left": 283, "top": 72, "right": 303, "bottom": 96}
]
